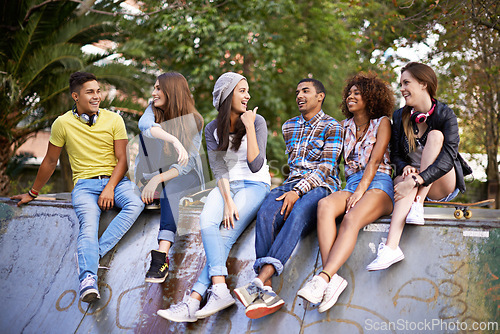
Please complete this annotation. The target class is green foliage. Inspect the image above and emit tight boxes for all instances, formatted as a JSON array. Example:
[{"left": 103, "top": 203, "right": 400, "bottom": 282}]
[
  {"left": 0, "top": 0, "right": 149, "bottom": 149},
  {"left": 118, "top": 0, "right": 413, "bottom": 171}
]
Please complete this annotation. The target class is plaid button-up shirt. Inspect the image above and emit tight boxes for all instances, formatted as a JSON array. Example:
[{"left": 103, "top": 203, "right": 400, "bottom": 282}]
[{"left": 282, "top": 110, "right": 343, "bottom": 194}]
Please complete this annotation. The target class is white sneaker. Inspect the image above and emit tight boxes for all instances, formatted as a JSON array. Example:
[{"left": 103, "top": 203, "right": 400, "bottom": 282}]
[
  {"left": 318, "top": 274, "right": 347, "bottom": 313},
  {"left": 195, "top": 284, "right": 235, "bottom": 319},
  {"left": 406, "top": 201, "right": 425, "bottom": 225},
  {"left": 79, "top": 274, "right": 100, "bottom": 303},
  {"left": 366, "top": 243, "right": 405, "bottom": 271},
  {"left": 297, "top": 275, "right": 328, "bottom": 304},
  {"left": 157, "top": 295, "right": 200, "bottom": 322}
]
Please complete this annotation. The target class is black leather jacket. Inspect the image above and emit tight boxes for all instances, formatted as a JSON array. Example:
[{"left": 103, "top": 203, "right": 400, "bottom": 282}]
[{"left": 390, "top": 100, "right": 472, "bottom": 193}]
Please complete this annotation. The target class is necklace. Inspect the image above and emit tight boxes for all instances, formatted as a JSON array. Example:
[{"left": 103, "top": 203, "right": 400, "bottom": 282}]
[
  {"left": 354, "top": 120, "right": 369, "bottom": 131},
  {"left": 356, "top": 124, "right": 368, "bottom": 142}
]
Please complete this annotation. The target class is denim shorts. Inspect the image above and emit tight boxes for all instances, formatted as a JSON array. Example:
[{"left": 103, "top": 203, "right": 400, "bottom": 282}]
[
  {"left": 426, "top": 188, "right": 459, "bottom": 202},
  {"left": 344, "top": 170, "right": 394, "bottom": 203}
]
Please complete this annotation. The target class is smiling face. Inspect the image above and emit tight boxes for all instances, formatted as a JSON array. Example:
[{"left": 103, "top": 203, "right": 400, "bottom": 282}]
[
  {"left": 400, "top": 70, "right": 429, "bottom": 107},
  {"left": 346, "top": 85, "right": 366, "bottom": 114},
  {"left": 230, "top": 79, "right": 250, "bottom": 114},
  {"left": 72, "top": 80, "right": 101, "bottom": 115},
  {"left": 151, "top": 80, "right": 167, "bottom": 109},
  {"left": 295, "top": 81, "right": 324, "bottom": 120}
]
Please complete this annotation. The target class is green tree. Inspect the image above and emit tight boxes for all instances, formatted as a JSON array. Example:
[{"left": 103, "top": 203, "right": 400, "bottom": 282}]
[
  {"left": 394, "top": 0, "right": 499, "bottom": 206},
  {"left": 118, "top": 0, "right": 411, "bottom": 176},
  {"left": 0, "top": 0, "right": 148, "bottom": 195}
]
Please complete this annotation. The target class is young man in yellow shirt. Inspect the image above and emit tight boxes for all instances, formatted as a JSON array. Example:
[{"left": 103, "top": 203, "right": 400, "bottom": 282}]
[{"left": 12, "top": 72, "right": 145, "bottom": 303}]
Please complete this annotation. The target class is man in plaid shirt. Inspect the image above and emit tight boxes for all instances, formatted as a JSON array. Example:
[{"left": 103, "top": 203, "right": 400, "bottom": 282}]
[{"left": 234, "top": 78, "right": 344, "bottom": 319}]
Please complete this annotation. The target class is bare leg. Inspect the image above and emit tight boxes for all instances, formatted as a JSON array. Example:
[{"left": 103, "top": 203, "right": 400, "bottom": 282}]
[
  {"left": 322, "top": 190, "right": 393, "bottom": 279},
  {"left": 190, "top": 291, "right": 203, "bottom": 301},
  {"left": 386, "top": 175, "right": 417, "bottom": 249},
  {"left": 317, "top": 191, "right": 351, "bottom": 267},
  {"left": 188, "top": 275, "right": 226, "bottom": 301},
  {"left": 158, "top": 239, "right": 172, "bottom": 254},
  {"left": 257, "top": 264, "right": 276, "bottom": 287},
  {"left": 387, "top": 130, "right": 456, "bottom": 249}
]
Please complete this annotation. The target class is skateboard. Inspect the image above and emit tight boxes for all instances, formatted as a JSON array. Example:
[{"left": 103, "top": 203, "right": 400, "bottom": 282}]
[
  {"left": 181, "top": 188, "right": 213, "bottom": 206},
  {"left": 424, "top": 199, "right": 495, "bottom": 219}
]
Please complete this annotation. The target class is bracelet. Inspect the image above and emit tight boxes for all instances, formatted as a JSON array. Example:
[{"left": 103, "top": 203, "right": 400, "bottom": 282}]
[
  {"left": 28, "top": 189, "right": 38, "bottom": 198},
  {"left": 293, "top": 188, "right": 302, "bottom": 198},
  {"left": 320, "top": 270, "right": 332, "bottom": 281},
  {"left": 411, "top": 175, "right": 421, "bottom": 188}
]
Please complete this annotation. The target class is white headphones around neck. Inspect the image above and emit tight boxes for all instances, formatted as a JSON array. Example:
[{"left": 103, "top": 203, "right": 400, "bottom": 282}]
[{"left": 72, "top": 104, "right": 99, "bottom": 126}]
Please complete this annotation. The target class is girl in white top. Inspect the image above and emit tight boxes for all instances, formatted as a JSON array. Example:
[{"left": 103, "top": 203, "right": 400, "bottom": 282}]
[{"left": 157, "top": 72, "right": 271, "bottom": 322}]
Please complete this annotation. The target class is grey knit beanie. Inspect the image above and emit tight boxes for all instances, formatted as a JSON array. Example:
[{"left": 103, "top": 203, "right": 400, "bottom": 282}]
[{"left": 212, "top": 72, "right": 246, "bottom": 110}]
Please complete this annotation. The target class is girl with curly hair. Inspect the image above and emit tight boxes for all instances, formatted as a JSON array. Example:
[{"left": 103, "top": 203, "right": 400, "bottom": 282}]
[{"left": 297, "top": 72, "right": 395, "bottom": 313}]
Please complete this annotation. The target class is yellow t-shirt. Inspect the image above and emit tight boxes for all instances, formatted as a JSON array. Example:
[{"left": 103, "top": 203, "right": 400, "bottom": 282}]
[{"left": 50, "top": 109, "right": 128, "bottom": 184}]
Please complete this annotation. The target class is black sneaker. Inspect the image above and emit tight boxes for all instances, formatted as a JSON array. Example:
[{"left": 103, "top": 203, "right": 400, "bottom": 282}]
[{"left": 145, "top": 250, "right": 169, "bottom": 283}]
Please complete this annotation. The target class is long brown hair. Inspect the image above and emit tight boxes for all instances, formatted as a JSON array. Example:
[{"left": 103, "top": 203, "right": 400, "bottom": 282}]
[
  {"left": 215, "top": 88, "right": 246, "bottom": 152},
  {"left": 152, "top": 72, "right": 203, "bottom": 154},
  {"left": 400, "top": 62, "right": 437, "bottom": 151}
]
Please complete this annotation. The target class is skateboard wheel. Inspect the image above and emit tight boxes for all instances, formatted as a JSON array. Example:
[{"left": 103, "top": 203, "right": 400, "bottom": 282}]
[
  {"left": 182, "top": 199, "right": 191, "bottom": 206},
  {"left": 454, "top": 210, "right": 464, "bottom": 219},
  {"left": 464, "top": 210, "right": 472, "bottom": 219}
]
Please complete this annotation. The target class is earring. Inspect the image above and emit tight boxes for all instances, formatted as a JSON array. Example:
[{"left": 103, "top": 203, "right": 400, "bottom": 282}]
[{"left": 75, "top": 99, "right": 79, "bottom": 102}]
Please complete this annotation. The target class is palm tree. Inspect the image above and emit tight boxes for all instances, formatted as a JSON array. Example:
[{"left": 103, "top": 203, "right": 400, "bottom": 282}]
[{"left": 0, "top": 0, "right": 148, "bottom": 195}]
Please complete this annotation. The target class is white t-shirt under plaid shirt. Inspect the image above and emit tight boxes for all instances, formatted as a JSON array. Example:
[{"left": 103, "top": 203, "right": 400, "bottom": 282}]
[{"left": 282, "top": 110, "right": 344, "bottom": 195}]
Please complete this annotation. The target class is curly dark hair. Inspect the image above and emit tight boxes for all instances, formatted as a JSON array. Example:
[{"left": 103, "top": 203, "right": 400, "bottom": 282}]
[{"left": 341, "top": 72, "right": 395, "bottom": 119}]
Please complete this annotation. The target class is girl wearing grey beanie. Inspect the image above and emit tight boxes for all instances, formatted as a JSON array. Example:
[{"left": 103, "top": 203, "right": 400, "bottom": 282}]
[{"left": 157, "top": 72, "right": 271, "bottom": 322}]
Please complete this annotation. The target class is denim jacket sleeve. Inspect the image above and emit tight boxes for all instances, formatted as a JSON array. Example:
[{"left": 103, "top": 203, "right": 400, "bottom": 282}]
[
  {"left": 138, "top": 104, "right": 161, "bottom": 138},
  {"left": 169, "top": 128, "right": 202, "bottom": 175}
]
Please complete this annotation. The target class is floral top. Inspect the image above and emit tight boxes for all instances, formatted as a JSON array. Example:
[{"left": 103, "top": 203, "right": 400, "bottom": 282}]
[{"left": 343, "top": 116, "right": 391, "bottom": 178}]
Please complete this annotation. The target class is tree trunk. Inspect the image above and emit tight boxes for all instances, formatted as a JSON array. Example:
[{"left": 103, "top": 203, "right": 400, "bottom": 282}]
[
  {"left": 0, "top": 138, "right": 12, "bottom": 196},
  {"left": 485, "top": 105, "right": 499, "bottom": 208}
]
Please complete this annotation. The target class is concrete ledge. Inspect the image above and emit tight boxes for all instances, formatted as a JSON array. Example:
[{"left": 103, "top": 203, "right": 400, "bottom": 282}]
[{"left": 0, "top": 198, "right": 498, "bottom": 333}]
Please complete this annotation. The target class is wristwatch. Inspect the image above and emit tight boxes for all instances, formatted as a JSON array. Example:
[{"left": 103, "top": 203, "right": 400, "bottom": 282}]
[{"left": 411, "top": 175, "right": 421, "bottom": 188}]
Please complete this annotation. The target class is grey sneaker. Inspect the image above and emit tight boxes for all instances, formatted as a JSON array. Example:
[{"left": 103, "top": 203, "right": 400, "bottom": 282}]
[
  {"left": 195, "top": 288, "right": 235, "bottom": 319},
  {"left": 318, "top": 274, "right": 347, "bottom": 313},
  {"left": 406, "top": 201, "right": 425, "bottom": 225},
  {"left": 366, "top": 243, "right": 405, "bottom": 271},
  {"left": 157, "top": 295, "right": 200, "bottom": 323},
  {"left": 234, "top": 281, "right": 261, "bottom": 308},
  {"left": 297, "top": 275, "right": 328, "bottom": 304},
  {"left": 245, "top": 288, "right": 284, "bottom": 319},
  {"left": 79, "top": 274, "right": 100, "bottom": 303}
]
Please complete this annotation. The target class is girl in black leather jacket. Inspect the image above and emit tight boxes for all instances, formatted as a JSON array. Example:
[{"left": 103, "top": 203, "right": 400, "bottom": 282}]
[{"left": 367, "top": 62, "right": 471, "bottom": 271}]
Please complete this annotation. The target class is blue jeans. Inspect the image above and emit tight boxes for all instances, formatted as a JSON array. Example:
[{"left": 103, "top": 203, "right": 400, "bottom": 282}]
[
  {"left": 427, "top": 188, "right": 459, "bottom": 202},
  {"left": 192, "top": 180, "right": 270, "bottom": 297},
  {"left": 344, "top": 171, "right": 395, "bottom": 204},
  {"left": 253, "top": 182, "right": 331, "bottom": 276},
  {"left": 72, "top": 177, "right": 144, "bottom": 282},
  {"left": 158, "top": 170, "right": 200, "bottom": 243}
]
